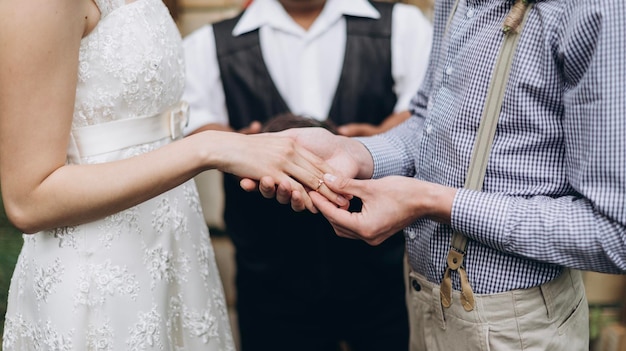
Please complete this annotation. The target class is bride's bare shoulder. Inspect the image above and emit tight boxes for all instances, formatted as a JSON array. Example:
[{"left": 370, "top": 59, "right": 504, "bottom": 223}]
[{"left": 0, "top": 0, "right": 99, "bottom": 39}]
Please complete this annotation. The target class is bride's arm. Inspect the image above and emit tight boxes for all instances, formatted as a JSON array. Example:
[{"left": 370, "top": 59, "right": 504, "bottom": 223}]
[{"left": 0, "top": 0, "right": 335, "bottom": 234}]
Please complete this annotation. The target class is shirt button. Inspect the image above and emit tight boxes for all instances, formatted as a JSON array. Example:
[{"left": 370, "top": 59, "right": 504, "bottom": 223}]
[
  {"left": 466, "top": 8, "right": 475, "bottom": 18},
  {"left": 427, "top": 98, "right": 434, "bottom": 111},
  {"left": 412, "top": 279, "right": 422, "bottom": 292},
  {"left": 445, "top": 66, "right": 454, "bottom": 76},
  {"left": 426, "top": 124, "right": 434, "bottom": 134}
]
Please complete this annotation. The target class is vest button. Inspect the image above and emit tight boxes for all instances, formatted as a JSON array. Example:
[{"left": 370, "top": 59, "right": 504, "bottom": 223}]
[{"left": 411, "top": 279, "right": 421, "bottom": 292}]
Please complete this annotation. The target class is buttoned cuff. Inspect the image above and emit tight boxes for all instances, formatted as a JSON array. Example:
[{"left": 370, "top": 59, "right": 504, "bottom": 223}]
[
  {"left": 451, "top": 188, "right": 513, "bottom": 252},
  {"left": 356, "top": 135, "right": 409, "bottom": 179}
]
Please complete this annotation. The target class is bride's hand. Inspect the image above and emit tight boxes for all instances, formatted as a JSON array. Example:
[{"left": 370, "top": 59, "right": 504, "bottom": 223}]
[
  {"left": 202, "top": 130, "right": 349, "bottom": 213},
  {"left": 239, "top": 126, "right": 372, "bottom": 210}
]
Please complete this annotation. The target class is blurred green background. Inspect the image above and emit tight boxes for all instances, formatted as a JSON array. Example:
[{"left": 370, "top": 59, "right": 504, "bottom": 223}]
[{"left": 0, "top": 195, "right": 23, "bottom": 350}]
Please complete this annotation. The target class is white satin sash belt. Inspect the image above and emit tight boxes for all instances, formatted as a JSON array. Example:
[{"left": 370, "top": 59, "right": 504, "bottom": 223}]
[{"left": 68, "top": 101, "right": 189, "bottom": 161}]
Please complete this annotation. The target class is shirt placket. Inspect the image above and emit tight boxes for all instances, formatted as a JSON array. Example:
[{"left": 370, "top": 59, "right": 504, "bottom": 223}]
[{"left": 417, "top": 0, "right": 476, "bottom": 184}]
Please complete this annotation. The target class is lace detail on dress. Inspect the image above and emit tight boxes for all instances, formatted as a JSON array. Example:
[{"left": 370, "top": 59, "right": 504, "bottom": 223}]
[
  {"left": 75, "top": 260, "right": 140, "bottom": 307},
  {"left": 2, "top": 1, "right": 234, "bottom": 349},
  {"left": 3, "top": 315, "right": 75, "bottom": 351},
  {"left": 99, "top": 206, "right": 142, "bottom": 248},
  {"left": 144, "top": 246, "right": 191, "bottom": 289},
  {"left": 94, "top": 0, "right": 126, "bottom": 17},
  {"left": 126, "top": 307, "right": 164, "bottom": 350},
  {"left": 33, "top": 258, "right": 65, "bottom": 304},
  {"left": 86, "top": 322, "right": 115, "bottom": 351},
  {"left": 75, "top": 0, "right": 184, "bottom": 130},
  {"left": 46, "top": 225, "right": 79, "bottom": 249}
]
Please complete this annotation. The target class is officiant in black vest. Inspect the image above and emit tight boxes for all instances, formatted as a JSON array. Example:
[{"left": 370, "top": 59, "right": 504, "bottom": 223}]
[{"left": 182, "top": 1, "right": 432, "bottom": 349}]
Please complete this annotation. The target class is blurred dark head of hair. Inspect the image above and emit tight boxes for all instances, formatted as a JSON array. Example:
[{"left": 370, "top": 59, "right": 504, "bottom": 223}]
[{"left": 261, "top": 113, "right": 338, "bottom": 134}]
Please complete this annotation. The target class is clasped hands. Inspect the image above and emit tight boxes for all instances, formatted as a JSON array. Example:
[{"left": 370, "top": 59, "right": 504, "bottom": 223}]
[{"left": 231, "top": 127, "right": 456, "bottom": 246}]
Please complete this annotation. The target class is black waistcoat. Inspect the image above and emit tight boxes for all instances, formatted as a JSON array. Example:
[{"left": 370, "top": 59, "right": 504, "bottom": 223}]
[
  {"left": 213, "top": 2, "right": 404, "bottom": 298},
  {"left": 214, "top": 2, "right": 397, "bottom": 129}
]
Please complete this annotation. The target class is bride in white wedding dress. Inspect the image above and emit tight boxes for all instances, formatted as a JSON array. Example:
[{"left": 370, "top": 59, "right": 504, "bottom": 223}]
[{"left": 0, "top": 0, "right": 342, "bottom": 349}]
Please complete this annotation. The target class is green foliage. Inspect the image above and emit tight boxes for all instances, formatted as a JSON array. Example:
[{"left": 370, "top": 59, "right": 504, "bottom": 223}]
[{"left": 0, "top": 195, "right": 22, "bottom": 349}]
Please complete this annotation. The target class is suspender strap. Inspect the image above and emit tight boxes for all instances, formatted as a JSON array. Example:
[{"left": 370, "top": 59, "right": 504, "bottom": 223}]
[{"left": 440, "top": 1, "right": 534, "bottom": 312}]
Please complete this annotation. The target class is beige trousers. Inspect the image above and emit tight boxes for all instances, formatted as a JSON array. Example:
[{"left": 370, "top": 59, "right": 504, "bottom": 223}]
[{"left": 405, "top": 262, "right": 589, "bottom": 351}]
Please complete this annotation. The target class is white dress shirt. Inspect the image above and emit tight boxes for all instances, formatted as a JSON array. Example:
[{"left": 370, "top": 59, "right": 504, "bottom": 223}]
[{"left": 182, "top": 0, "right": 433, "bottom": 134}]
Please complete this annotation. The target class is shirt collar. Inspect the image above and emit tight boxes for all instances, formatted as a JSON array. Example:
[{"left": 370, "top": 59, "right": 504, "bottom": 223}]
[{"left": 232, "top": 0, "right": 380, "bottom": 37}]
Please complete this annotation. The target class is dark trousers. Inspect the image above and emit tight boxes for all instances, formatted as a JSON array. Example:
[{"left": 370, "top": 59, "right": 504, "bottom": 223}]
[{"left": 234, "top": 233, "right": 409, "bottom": 351}]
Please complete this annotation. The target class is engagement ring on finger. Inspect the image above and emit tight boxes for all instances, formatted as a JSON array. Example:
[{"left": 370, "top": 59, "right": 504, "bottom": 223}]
[{"left": 315, "top": 179, "right": 324, "bottom": 191}]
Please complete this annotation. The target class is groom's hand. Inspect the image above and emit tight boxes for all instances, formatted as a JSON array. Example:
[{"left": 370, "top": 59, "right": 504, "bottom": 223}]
[{"left": 310, "top": 174, "right": 456, "bottom": 246}]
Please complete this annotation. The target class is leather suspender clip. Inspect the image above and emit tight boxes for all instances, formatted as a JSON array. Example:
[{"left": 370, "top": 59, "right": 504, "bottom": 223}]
[{"left": 438, "top": 1, "right": 534, "bottom": 312}]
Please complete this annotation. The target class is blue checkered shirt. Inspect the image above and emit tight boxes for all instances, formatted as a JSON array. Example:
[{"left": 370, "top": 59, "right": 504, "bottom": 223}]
[{"left": 360, "top": 0, "right": 626, "bottom": 293}]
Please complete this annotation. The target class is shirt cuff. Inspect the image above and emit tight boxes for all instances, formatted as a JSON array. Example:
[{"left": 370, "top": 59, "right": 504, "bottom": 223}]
[
  {"left": 356, "top": 135, "right": 408, "bottom": 179},
  {"left": 451, "top": 188, "right": 513, "bottom": 252}
]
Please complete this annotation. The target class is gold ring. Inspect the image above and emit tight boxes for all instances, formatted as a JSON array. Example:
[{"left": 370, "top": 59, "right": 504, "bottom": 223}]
[{"left": 315, "top": 179, "right": 324, "bottom": 191}]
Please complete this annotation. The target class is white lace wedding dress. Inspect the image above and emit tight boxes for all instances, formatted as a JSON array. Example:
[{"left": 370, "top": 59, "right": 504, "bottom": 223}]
[{"left": 2, "top": 0, "right": 235, "bottom": 350}]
